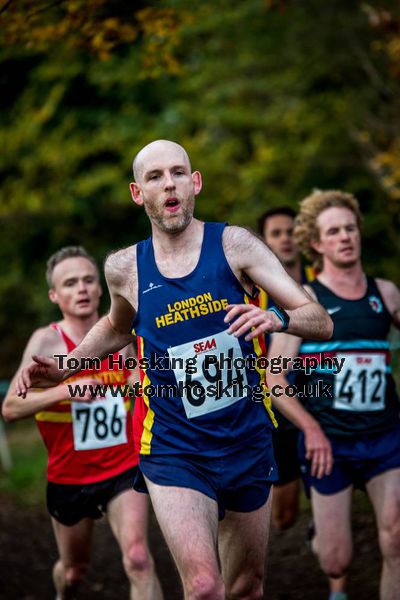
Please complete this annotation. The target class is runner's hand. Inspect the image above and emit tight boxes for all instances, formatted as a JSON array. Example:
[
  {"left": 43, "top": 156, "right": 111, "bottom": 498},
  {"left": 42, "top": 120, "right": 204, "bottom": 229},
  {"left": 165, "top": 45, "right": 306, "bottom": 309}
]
[
  {"left": 16, "top": 355, "right": 65, "bottom": 398},
  {"left": 224, "top": 303, "right": 282, "bottom": 341},
  {"left": 304, "top": 424, "right": 333, "bottom": 479}
]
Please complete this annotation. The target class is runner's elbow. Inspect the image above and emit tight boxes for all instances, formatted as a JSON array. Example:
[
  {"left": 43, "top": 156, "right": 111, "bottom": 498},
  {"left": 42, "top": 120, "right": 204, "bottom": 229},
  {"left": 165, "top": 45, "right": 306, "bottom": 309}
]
[
  {"left": 2, "top": 402, "right": 16, "bottom": 423},
  {"left": 1, "top": 400, "right": 23, "bottom": 423}
]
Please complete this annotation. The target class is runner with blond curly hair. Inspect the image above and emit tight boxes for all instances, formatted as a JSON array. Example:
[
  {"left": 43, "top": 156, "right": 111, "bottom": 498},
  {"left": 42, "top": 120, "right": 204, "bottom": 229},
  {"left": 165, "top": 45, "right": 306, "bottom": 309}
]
[{"left": 268, "top": 189, "right": 400, "bottom": 600}]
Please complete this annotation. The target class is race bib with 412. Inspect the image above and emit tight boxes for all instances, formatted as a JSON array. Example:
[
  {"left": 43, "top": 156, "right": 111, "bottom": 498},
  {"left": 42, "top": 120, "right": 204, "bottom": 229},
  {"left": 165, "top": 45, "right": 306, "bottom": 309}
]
[
  {"left": 168, "top": 329, "right": 249, "bottom": 419},
  {"left": 333, "top": 353, "right": 386, "bottom": 412},
  {"left": 72, "top": 393, "right": 127, "bottom": 451}
]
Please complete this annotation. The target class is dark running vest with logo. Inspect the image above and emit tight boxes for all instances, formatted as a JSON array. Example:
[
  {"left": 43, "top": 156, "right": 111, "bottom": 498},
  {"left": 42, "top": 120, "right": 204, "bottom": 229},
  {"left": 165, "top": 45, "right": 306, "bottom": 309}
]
[
  {"left": 298, "top": 277, "right": 399, "bottom": 436},
  {"left": 132, "top": 222, "right": 277, "bottom": 457}
]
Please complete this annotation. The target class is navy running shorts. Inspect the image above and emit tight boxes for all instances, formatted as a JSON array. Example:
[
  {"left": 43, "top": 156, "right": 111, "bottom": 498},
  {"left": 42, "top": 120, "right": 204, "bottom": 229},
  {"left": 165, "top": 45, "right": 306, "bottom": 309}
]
[
  {"left": 299, "top": 422, "right": 400, "bottom": 495},
  {"left": 135, "top": 435, "right": 277, "bottom": 519}
]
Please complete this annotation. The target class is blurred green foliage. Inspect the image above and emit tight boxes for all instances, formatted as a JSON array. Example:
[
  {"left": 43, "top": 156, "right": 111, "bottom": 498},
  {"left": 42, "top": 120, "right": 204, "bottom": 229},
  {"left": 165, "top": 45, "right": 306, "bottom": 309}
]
[
  {"left": 0, "top": 0, "right": 399, "bottom": 376},
  {"left": 0, "top": 421, "right": 47, "bottom": 505}
]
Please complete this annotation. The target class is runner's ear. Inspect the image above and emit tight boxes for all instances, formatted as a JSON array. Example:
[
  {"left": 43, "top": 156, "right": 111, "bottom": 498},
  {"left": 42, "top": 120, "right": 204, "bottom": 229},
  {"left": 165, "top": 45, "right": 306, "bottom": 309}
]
[
  {"left": 48, "top": 288, "right": 58, "bottom": 305},
  {"left": 192, "top": 171, "right": 202, "bottom": 196},
  {"left": 310, "top": 239, "right": 322, "bottom": 255},
  {"left": 130, "top": 182, "right": 143, "bottom": 206}
]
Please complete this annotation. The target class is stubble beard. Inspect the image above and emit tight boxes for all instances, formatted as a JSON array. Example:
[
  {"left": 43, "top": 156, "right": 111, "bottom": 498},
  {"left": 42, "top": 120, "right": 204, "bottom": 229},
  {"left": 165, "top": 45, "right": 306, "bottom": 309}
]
[{"left": 146, "top": 196, "right": 195, "bottom": 234}]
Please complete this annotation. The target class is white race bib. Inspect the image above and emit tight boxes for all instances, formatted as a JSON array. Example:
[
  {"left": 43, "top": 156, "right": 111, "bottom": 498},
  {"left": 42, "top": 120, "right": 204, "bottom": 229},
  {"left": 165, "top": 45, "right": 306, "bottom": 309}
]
[
  {"left": 72, "top": 393, "right": 127, "bottom": 450},
  {"left": 333, "top": 353, "right": 386, "bottom": 412},
  {"left": 168, "top": 330, "right": 248, "bottom": 419}
]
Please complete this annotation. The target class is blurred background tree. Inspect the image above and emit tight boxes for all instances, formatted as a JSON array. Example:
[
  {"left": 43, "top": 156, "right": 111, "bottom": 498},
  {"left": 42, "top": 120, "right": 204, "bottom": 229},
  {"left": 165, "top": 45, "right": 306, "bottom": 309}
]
[{"left": 0, "top": 0, "right": 399, "bottom": 376}]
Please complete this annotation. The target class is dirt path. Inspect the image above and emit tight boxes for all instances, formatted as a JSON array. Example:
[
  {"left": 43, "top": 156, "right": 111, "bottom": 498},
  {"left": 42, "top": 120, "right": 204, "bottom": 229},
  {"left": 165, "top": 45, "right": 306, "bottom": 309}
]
[{"left": 0, "top": 493, "right": 380, "bottom": 599}]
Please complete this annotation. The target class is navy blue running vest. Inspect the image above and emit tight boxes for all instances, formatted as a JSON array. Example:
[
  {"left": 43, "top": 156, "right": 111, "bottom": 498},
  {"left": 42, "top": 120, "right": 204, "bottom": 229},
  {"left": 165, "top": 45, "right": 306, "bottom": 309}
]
[
  {"left": 299, "top": 277, "right": 398, "bottom": 436},
  {"left": 132, "top": 222, "right": 277, "bottom": 457}
]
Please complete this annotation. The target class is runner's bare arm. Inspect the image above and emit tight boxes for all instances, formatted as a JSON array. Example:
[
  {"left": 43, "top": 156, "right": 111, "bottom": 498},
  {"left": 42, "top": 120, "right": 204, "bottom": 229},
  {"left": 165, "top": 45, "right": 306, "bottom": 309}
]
[
  {"left": 376, "top": 278, "right": 400, "bottom": 329},
  {"left": 16, "top": 247, "right": 138, "bottom": 397},
  {"left": 267, "top": 331, "right": 333, "bottom": 478},
  {"left": 120, "top": 341, "right": 140, "bottom": 387},
  {"left": 2, "top": 328, "right": 99, "bottom": 421},
  {"left": 223, "top": 226, "right": 333, "bottom": 340}
]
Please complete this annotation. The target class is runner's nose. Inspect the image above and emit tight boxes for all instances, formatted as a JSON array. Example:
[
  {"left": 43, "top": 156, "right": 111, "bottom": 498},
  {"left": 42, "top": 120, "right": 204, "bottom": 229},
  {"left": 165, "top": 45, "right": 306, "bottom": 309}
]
[
  {"left": 164, "top": 171, "right": 175, "bottom": 190},
  {"left": 77, "top": 279, "right": 88, "bottom": 293},
  {"left": 339, "top": 227, "right": 351, "bottom": 240}
]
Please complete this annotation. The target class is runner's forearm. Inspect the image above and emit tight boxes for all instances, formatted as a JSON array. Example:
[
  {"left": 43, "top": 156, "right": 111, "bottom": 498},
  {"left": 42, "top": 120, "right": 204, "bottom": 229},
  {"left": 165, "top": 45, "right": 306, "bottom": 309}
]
[
  {"left": 60, "top": 315, "right": 134, "bottom": 380},
  {"left": 268, "top": 372, "right": 322, "bottom": 435},
  {"left": 2, "top": 384, "right": 71, "bottom": 422},
  {"left": 286, "top": 302, "right": 332, "bottom": 340}
]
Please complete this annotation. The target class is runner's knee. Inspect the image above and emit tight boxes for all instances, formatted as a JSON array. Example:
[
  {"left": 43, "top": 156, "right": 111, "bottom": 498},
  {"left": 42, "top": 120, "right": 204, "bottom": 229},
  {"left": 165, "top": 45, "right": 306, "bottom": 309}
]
[
  {"left": 379, "top": 515, "right": 400, "bottom": 563},
  {"left": 318, "top": 544, "right": 351, "bottom": 578},
  {"left": 186, "top": 571, "right": 225, "bottom": 600},
  {"left": 64, "top": 562, "right": 89, "bottom": 587},
  {"left": 226, "top": 574, "right": 263, "bottom": 599},
  {"left": 123, "top": 541, "right": 152, "bottom": 577}
]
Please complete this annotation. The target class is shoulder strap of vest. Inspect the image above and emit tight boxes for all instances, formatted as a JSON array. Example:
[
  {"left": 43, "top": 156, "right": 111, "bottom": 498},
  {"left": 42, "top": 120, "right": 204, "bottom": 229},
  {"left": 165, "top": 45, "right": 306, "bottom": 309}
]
[{"left": 51, "top": 323, "right": 76, "bottom": 352}]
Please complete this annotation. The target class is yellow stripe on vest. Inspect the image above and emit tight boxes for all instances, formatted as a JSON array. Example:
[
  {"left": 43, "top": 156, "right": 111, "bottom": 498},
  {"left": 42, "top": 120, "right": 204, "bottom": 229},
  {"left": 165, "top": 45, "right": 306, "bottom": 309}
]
[
  {"left": 35, "top": 400, "right": 130, "bottom": 423},
  {"left": 244, "top": 295, "right": 278, "bottom": 428},
  {"left": 138, "top": 338, "right": 155, "bottom": 455}
]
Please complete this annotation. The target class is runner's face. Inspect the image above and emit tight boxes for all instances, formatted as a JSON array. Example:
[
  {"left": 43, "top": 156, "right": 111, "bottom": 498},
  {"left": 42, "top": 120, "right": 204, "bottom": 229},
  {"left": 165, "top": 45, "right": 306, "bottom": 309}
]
[
  {"left": 314, "top": 207, "right": 361, "bottom": 268},
  {"left": 263, "top": 215, "right": 298, "bottom": 266},
  {"left": 130, "top": 144, "right": 202, "bottom": 233},
  {"left": 49, "top": 257, "right": 102, "bottom": 318}
]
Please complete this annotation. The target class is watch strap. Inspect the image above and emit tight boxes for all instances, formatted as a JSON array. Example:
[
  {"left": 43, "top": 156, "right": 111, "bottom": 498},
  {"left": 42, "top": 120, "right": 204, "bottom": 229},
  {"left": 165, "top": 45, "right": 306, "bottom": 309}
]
[{"left": 267, "top": 305, "right": 290, "bottom": 331}]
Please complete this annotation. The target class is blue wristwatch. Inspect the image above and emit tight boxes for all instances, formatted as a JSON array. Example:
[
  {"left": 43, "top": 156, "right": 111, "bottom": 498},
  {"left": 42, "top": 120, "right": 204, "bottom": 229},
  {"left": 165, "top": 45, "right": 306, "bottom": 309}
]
[{"left": 268, "top": 305, "right": 290, "bottom": 331}]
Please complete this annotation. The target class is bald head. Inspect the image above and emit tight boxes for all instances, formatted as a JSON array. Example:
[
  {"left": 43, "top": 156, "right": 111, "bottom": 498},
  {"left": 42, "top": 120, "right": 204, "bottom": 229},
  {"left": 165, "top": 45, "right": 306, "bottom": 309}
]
[{"left": 132, "top": 140, "right": 192, "bottom": 183}]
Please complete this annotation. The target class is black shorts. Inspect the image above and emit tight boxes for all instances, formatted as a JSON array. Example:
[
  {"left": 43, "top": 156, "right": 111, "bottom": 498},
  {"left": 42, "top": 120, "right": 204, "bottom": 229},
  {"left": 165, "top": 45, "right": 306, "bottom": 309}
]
[
  {"left": 47, "top": 466, "right": 137, "bottom": 526},
  {"left": 272, "top": 428, "right": 301, "bottom": 486}
]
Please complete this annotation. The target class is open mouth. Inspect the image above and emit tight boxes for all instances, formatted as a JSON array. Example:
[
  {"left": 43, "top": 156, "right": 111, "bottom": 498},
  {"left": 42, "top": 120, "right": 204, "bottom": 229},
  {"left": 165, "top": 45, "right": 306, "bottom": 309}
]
[
  {"left": 76, "top": 299, "right": 90, "bottom": 306},
  {"left": 165, "top": 198, "right": 180, "bottom": 211}
]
